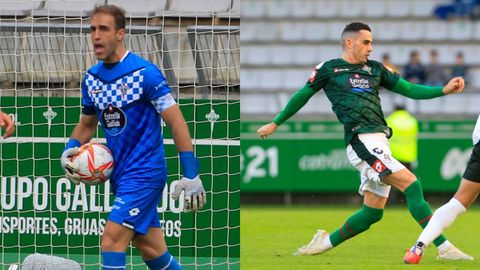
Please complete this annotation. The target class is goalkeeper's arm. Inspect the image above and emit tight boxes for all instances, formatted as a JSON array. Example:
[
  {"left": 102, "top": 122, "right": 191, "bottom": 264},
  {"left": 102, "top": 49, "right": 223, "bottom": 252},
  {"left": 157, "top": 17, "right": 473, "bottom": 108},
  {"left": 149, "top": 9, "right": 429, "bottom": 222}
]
[
  {"left": 161, "top": 104, "right": 206, "bottom": 212},
  {"left": 257, "top": 85, "right": 316, "bottom": 139}
]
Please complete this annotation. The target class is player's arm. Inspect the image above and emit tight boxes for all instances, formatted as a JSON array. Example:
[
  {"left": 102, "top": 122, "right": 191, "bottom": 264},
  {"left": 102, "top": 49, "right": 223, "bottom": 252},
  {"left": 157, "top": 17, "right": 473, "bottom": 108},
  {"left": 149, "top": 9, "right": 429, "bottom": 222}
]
[
  {"left": 161, "top": 104, "right": 206, "bottom": 212},
  {"left": 69, "top": 114, "right": 99, "bottom": 144},
  {"left": 145, "top": 64, "right": 205, "bottom": 212},
  {"left": 161, "top": 105, "right": 193, "bottom": 153},
  {"left": 0, "top": 110, "right": 15, "bottom": 138},
  {"left": 390, "top": 77, "right": 464, "bottom": 99},
  {"left": 257, "top": 85, "right": 316, "bottom": 139}
]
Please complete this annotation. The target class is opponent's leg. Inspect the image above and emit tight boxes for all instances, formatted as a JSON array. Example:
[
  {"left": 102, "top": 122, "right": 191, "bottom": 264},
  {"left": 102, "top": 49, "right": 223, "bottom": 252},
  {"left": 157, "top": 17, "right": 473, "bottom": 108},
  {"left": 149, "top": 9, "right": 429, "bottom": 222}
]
[
  {"left": 405, "top": 179, "right": 479, "bottom": 263},
  {"left": 134, "top": 227, "right": 182, "bottom": 270}
]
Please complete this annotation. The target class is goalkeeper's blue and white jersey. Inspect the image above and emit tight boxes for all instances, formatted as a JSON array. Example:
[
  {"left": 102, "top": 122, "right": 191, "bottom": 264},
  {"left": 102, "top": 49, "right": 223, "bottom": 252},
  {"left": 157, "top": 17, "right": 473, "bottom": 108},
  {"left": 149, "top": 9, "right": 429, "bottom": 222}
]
[{"left": 81, "top": 51, "right": 174, "bottom": 191}]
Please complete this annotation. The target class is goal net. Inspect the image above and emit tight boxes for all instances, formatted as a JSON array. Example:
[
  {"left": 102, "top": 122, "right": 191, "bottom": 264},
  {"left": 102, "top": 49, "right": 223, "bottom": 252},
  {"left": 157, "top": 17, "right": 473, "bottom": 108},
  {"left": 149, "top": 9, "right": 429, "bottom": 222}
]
[{"left": 0, "top": 1, "right": 240, "bottom": 269}]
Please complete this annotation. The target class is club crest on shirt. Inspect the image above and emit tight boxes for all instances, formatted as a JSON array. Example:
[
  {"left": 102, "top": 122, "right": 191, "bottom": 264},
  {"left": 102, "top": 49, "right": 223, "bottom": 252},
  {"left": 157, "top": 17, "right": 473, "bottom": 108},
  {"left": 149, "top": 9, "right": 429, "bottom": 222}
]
[
  {"left": 119, "top": 83, "right": 129, "bottom": 98},
  {"left": 362, "top": 65, "right": 372, "bottom": 75},
  {"left": 101, "top": 104, "right": 127, "bottom": 136}
]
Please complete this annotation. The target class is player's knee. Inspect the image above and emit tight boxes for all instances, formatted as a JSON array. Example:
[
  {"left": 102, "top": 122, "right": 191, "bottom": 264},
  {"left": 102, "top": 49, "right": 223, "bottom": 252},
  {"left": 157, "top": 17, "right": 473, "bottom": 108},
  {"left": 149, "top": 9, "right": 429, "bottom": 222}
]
[
  {"left": 101, "top": 232, "right": 128, "bottom": 252},
  {"left": 360, "top": 206, "right": 383, "bottom": 228},
  {"left": 368, "top": 210, "right": 383, "bottom": 224},
  {"left": 133, "top": 238, "right": 166, "bottom": 260}
]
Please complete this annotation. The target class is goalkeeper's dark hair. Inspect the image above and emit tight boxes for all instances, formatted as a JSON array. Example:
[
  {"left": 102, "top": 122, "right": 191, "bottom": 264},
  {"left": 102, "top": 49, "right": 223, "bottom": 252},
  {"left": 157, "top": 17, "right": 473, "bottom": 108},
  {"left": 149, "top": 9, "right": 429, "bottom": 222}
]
[
  {"left": 90, "top": 4, "right": 126, "bottom": 30},
  {"left": 341, "top": 22, "right": 371, "bottom": 48}
]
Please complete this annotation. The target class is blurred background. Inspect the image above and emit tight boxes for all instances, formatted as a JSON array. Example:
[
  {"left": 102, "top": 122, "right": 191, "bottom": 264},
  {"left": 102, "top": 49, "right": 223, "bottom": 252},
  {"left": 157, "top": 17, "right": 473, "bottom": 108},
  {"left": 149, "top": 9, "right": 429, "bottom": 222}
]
[{"left": 240, "top": 0, "right": 480, "bottom": 204}]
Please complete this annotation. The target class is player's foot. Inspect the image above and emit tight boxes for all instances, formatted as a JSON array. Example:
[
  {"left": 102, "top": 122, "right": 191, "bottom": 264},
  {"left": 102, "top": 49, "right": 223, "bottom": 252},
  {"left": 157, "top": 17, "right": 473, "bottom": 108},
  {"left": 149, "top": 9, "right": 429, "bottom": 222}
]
[
  {"left": 293, "top": 229, "right": 330, "bottom": 256},
  {"left": 404, "top": 244, "right": 425, "bottom": 264},
  {"left": 437, "top": 244, "right": 473, "bottom": 261}
]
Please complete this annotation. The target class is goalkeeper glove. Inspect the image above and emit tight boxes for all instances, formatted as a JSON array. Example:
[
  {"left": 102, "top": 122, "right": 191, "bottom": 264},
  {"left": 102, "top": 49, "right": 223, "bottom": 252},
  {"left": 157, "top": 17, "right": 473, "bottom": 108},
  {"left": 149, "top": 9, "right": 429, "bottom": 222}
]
[
  {"left": 61, "top": 139, "right": 81, "bottom": 185},
  {"left": 172, "top": 176, "right": 206, "bottom": 212}
]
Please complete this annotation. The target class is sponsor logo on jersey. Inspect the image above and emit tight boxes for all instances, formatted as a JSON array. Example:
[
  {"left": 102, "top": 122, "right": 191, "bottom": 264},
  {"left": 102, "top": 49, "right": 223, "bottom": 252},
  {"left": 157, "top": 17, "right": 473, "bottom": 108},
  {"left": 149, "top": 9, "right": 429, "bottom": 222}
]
[
  {"left": 154, "top": 81, "right": 167, "bottom": 91},
  {"left": 101, "top": 104, "right": 127, "bottom": 136},
  {"left": 372, "top": 159, "right": 387, "bottom": 173},
  {"left": 334, "top": 68, "right": 349, "bottom": 73},
  {"left": 350, "top": 74, "right": 373, "bottom": 93}
]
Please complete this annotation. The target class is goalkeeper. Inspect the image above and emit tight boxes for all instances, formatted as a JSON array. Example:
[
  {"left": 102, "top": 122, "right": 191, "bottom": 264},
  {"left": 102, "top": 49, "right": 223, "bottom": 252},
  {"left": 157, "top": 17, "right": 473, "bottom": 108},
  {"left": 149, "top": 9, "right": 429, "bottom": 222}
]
[
  {"left": 60, "top": 5, "right": 206, "bottom": 270},
  {"left": 257, "top": 22, "right": 472, "bottom": 261}
]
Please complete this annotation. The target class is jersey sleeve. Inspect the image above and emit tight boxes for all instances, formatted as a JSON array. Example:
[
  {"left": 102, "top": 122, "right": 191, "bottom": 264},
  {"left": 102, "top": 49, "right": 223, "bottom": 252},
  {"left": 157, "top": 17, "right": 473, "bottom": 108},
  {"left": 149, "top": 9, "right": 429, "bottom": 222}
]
[
  {"left": 305, "top": 62, "right": 328, "bottom": 91},
  {"left": 81, "top": 75, "right": 96, "bottom": 115},
  {"left": 379, "top": 62, "right": 400, "bottom": 90},
  {"left": 143, "top": 64, "right": 172, "bottom": 101}
]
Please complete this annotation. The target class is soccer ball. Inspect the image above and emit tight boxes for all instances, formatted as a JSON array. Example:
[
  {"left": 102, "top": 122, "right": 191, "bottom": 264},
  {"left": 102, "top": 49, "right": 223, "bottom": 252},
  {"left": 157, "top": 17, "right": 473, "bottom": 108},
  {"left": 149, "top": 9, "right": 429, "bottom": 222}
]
[{"left": 71, "top": 143, "right": 114, "bottom": 185}]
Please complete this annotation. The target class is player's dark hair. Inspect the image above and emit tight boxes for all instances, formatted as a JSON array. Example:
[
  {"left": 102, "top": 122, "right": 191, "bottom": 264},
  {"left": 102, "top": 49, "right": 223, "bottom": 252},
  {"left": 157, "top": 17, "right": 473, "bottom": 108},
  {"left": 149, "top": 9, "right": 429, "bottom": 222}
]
[
  {"left": 341, "top": 22, "right": 371, "bottom": 49},
  {"left": 91, "top": 5, "right": 126, "bottom": 30},
  {"left": 341, "top": 22, "right": 371, "bottom": 37}
]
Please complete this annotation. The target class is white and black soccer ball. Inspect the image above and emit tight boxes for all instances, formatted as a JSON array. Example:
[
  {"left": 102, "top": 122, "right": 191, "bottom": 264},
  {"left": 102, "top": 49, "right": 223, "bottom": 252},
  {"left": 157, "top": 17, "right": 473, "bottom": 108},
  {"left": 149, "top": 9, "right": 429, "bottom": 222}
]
[{"left": 71, "top": 143, "right": 114, "bottom": 185}]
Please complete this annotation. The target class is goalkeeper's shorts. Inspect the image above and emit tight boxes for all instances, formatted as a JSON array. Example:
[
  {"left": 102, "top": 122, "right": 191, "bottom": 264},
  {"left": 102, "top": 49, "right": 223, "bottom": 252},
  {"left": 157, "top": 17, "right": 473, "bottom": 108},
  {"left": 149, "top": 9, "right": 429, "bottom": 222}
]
[
  {"left": 347, "top": 133, "right": 406, "bottom": 198},
  {"left": 108, "top": 187, "right": 163, "bottom": 234},
  {"left": 463, "top": 142, "right": 480, "bottom": 183}
]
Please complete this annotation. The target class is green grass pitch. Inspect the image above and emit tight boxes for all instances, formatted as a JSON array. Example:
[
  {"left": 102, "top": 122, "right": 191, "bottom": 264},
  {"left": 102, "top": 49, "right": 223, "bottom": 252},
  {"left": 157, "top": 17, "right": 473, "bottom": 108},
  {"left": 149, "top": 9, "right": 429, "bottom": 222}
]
[{"left": 241, "top": 205, "right": 480, "bottom": 270}]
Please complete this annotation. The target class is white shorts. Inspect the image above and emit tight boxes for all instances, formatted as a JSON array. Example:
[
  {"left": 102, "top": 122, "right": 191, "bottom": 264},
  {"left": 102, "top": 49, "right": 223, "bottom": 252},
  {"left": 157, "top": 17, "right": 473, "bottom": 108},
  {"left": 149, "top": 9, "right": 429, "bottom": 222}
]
[{"left": 346, "top": 133, "right": 405, "bottom": 198}]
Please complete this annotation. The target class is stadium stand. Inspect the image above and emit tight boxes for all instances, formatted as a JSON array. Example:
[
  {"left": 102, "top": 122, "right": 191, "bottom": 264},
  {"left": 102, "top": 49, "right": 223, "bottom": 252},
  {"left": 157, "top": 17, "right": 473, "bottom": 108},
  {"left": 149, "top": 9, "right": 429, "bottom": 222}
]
[
  {"left": 0, "top": 0, "right": 240, "bottom": 96},
  {"left": 241, "top": 0, "right": 480, "bottom": 116},
  {"left": 0, "top": 1, "right": 42, "bottom": 16}
]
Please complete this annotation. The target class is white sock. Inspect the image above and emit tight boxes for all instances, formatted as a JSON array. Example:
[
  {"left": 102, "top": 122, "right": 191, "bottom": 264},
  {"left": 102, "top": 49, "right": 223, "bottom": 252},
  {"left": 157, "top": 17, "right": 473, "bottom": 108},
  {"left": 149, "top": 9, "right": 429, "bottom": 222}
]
[
  {"left": 322, "top": 235, "right": 333, "bottom": 250},
  {"left": 417, "top": 198, "right": 466, "bottom": 249}
]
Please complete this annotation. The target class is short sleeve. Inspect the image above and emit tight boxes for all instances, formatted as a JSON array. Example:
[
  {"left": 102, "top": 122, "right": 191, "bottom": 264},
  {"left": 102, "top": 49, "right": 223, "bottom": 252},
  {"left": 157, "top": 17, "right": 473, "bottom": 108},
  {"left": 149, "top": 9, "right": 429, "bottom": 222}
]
[
  {"left": 380, "top": 62, "right": 400, "bottom": 90},
  {"left": 81, "top": 75, "right": 96, "bottom": 115},
  {"left": 305, "top": 62, "right": 328, "bottom": 91},
  {"left": 143, "top": 64, "right": 172, "bottom": 101}
]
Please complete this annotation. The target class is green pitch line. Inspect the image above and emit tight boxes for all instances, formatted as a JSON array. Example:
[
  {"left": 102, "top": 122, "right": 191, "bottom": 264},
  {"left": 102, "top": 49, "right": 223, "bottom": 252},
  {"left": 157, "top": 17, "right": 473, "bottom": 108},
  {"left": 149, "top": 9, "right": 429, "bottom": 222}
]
[
  {"left": 242, "top": 205, "right": 480, "bottom": 270},
  {"left": 1, "top": 255, "right": 239, "bottom": 270}
]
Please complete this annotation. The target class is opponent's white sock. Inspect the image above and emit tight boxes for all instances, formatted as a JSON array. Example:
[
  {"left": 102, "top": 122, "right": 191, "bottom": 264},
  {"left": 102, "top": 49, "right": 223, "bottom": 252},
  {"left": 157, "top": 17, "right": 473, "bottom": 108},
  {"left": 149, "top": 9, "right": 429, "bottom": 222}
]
[{"left": 417, "top": 198, "right": 466, "bottom": 248}]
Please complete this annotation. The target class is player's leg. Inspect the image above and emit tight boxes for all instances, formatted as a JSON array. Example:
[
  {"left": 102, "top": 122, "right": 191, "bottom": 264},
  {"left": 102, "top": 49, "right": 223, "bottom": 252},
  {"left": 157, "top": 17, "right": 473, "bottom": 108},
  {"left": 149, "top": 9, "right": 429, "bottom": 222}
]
[
  {"left": 416, "top": 179, "right": 479, "bottom": 246},
  {"left": 101, "top": 221, "right": 135, "bottom": 270},
  {"left": 382, "top": 168, "right": 448, "bottom": 245},
  {"left": 294, "top": 191, "right": 387, "bottom": 256},
  {"left": 347, "top": 133, "right": 470, "bottom": 260},
  {"left": 102, "top": 187, "right": 165, "bottom": 270},
  {"left": 329, "top": 191, "right": 386, "bottom": 245},
  {"left": 134, "top": 227, "right": 182, "bottom": 270},
  {"left": 294, "top": 133, "right": 391, "bottom": 256}
]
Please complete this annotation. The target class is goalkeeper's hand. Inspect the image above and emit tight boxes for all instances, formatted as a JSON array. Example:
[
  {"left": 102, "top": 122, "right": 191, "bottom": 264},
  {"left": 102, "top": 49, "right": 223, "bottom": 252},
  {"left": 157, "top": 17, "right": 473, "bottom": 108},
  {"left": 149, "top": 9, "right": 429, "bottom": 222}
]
[
  {"left": 60, "top": 147, "right": 81, "bottom": 185},
  {"left": 172, "top": 176, "right": 206, "bottom": 212}
]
